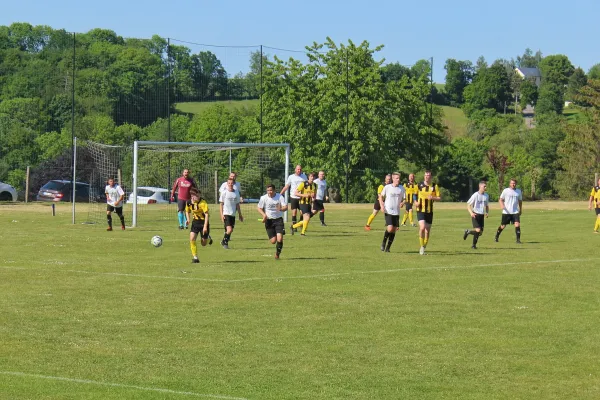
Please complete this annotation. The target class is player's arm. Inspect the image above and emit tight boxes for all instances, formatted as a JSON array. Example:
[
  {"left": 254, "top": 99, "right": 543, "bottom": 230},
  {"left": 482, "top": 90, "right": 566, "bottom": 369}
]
[
  {"left": 185, "top": 203, "right": 191, "bottom": 225},
  {"left": 236, "top": 201, "right": 244, "bottom": 222},
  {"left": 294, "top": 183, "right": 304, "bottom": 198},
  {"left": 203, "top": 209, "right": 209, "bottom": 233},
  {"left": 170, "top": 179, "right": 178, "bottom": 201},
  {"left": 219, "top": 202, "right": 225, "bottom": 221},
  {"left": 589, "top": 189, "right": 596, "bottom": 210},
  {"left": 498, "top": 193, "right": 505, "bottom": 211},
  {"left": 485, "top": 201, "right": 489, "bottom": 217},
  {"left": 378, "top": 188, "right": 386, "bottom": 211},
  {"left": 279, "top": 198, "right": 288, "bottom": 212},
  {"left": 430, "top": 186, "right": 441, "bottom": 201},
  {"left": 519, "top": 200, "right": 523, "bottom": 215},
  {"left": 280, "top": 180, "right": 290, "bottom": 196},
  {"left": 467, "top": 201, "right": 475, "bottom": 217}
]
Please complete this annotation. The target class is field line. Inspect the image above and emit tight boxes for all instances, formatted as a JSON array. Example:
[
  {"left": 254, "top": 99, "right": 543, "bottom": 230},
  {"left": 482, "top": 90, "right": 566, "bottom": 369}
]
[
  {"left": 1, "top": 257, "right": 598, "bottom": 283},
  {"left": 0, "top": 371, "right": 248, "bottom": 399}
]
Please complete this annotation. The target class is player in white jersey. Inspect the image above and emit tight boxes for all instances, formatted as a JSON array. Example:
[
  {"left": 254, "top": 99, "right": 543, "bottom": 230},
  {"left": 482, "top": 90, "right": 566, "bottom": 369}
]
[
  {"left": 105, "top": 178, "right": 125, "bottom": 231},
  {"left": 462, "top": 181, "right": 490, "bottom": 249},
  {"left": 378, "top": 172, "right": 406, "bottom": 252},
  {"left": 495, "top": 178, "right": 523, "bottom": 243},
  {"left": 219, "top": 171, "right": 242, "bottom": 197},
  {"left": 257, "top": 184, "right": 289, "bottom": 259},
  {"left": 280, "top": 165, "right": 307, "bottom": 232},
  {"left": 219, "top": 178, "right": 243, "bottom": 249},
  {"left": 312, "top": 170, "right": 328, "bottom": 226}
]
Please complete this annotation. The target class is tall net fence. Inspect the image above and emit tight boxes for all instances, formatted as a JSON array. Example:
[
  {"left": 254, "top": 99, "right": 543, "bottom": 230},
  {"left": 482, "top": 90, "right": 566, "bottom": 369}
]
[{"left": 76, "top": 140, "right": 288, "bottom": 228}]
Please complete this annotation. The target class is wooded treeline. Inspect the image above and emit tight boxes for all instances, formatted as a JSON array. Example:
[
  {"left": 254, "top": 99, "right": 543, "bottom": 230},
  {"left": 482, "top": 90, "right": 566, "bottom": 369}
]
[{"left": 1, "top": 23, "right": 598, "bottom": 201}]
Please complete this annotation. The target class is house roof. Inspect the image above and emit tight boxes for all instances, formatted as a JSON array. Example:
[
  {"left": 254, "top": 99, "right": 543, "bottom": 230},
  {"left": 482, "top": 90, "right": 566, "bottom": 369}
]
[{"left": 515, "top": 67, "right": 541, "bottom": 78}]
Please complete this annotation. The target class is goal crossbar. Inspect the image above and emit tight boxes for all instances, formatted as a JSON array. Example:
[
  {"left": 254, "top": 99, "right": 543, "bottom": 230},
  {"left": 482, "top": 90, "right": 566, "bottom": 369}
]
[{"left": 132, "top": 140, "right": 291, "bottom": 227}]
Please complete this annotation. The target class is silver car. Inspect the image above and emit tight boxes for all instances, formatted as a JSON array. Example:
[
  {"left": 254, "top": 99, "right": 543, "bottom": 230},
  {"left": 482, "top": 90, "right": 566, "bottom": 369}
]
[{"left": 0, "top": 181, "right": 18, "bottom": 201}]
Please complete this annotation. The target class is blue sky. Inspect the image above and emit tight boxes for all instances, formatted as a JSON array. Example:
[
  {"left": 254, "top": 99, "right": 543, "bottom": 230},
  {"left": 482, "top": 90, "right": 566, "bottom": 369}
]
[{"left": 3, "top": 0, "right": 598, "bottom": 82}]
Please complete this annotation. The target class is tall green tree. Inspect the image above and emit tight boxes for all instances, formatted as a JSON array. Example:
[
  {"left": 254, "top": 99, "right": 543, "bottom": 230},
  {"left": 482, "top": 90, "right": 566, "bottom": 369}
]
[
  {"left": 444, "top": 59, "right": 473, "bottom": 105},
  {"left": 566, "top": 67, "right": 587, "bottom": 101},
  {"left": 463, "top": 62, "right": 511, "bottom": 115},
  {"left": 516, "top": 48, "right": 543, "bottom": 68}
]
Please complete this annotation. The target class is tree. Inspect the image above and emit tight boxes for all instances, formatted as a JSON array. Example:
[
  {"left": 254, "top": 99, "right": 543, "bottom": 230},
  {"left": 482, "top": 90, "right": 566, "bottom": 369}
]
[
  {"left": 536, "top": 83, "right": 564, "bottom": 115},
  {"left": 516, "top": 48, "right": 542, "bottom": 68},
  {"left": 380, "top": 62, "right": 411, "bottom": 83},
  {"left": 444, "top": 59, "right": 473, "bottom": 105},
  {"left": 566, "top": 67, "right": 587, "bottom": 101},
  {"left": 589, "top": 63, "right": 600, "bottom": 80},
  {"left": 538, "top": 54, "right": 574, "bottom": 87},
  {"left": 463, "top": 62, "right": 511, "bottom": 115},
  {"left": 519, "top": 79, "right": 538, "bottom": 108}
]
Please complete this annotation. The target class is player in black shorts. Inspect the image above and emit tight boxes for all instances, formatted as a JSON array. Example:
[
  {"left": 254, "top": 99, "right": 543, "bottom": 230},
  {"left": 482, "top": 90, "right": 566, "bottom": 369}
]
[{"left": 365, "top": 174, "right": 391, "bottom": 231}]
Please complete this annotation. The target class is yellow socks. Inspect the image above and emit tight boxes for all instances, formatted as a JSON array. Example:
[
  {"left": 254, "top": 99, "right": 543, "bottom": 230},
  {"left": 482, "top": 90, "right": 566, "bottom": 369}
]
[
  {"left": 401, "top": 213, "right": 408, "bottom": 225},
  {"left": 366, "top": 214, "right": 375, "bottom": 226},
  {"left": 419, "top": 237, "right": 424, "bottom": 247},
  {"left": 302, "top": 219, "right": 308, "bottom": 234},
  {"left": 292, "top": 221, "right": 303, "bottom": 230},
  {"left": 190, "top": 240, "right": 197, "bottom": 257},
  {"left": 409, "top": 212, "right": 414, "bottom": 225},
  {"left": 595, "top": 217, "right": 600, "bottom": 231}
]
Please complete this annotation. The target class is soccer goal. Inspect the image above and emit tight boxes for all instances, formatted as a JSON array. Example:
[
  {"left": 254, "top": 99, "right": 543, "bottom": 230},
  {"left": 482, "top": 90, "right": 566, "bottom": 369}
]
[
  {"left": 130, "top": 141, "right": 290, "bottom": 227},
  {"left": 76, "top": 139, "right": 290, "bottom": 227}
]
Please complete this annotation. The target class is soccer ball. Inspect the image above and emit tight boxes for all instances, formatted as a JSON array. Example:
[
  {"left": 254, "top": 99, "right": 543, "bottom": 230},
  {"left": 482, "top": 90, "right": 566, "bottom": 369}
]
[{"left": 151, "top": 235, "right": 163, "bottom": 247}]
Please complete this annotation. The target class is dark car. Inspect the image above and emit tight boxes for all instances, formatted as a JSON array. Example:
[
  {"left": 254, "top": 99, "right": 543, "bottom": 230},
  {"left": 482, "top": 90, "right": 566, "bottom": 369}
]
[{"left": 36, "top": 180, "right": 90, "bottom": 202}]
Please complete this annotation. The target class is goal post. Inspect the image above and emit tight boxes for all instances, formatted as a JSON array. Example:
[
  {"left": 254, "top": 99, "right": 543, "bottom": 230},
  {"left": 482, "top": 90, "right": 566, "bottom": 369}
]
[{"left": 131, "top": 141, "right": 291, "bottom": 228}]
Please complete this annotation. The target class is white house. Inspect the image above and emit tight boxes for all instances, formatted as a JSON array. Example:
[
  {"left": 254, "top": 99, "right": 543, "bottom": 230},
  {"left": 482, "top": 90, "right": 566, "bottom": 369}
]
[{"left": 515, "top": 67, "right": 542, "bottom": 87}]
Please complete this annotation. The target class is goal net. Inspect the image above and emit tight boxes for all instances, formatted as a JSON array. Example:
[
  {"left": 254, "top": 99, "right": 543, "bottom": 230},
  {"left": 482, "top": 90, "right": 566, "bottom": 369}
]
[{"left": 77, "top": 139, "right": 290, "bottom": 228}]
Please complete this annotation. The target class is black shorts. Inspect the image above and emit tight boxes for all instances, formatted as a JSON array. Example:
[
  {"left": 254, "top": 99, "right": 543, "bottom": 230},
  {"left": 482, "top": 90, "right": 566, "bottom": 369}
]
[
  {"left": 191, "top": 220, "right": 210, "bottom": 239},
  {"left": 265, "top": 217, "right": 285, "bottom": 239},
  {"left": 290, "top": 198, "right": 301, "bottom": 210},
  {"left": 405, "top": 203, "right": 413, "bottom": 211},
  {"left": 471, "top": 214, "right": 485, "bottom": 230},
  {"left": 501, "top": 214, "right": 520, "bottom": 225},
  {"left": 384, "top": 213, "right": 400, "bottom": 228},
  {"left": 373, "top": 199, "right": 381, "bottom": 211},
  {"left": 596, "top": 208, "right": 600, "bottom": 215},
  {"left": 223, "top": 215, "right": 236, "bottom": 228},
  {"left": 299, "top": 203, "right": 312, "bottom": 215},
  {"left": 417, "top": 212, "right": 433, "bottom": 225},
  {"left": 177, "top": 199, "right": 187, "bottom": 212},
  {"left": 313, "top": 199, "right": 325, "bottom": 212},
  {"left": 106, "top": 205, "right": 123, "bottom": 214}
]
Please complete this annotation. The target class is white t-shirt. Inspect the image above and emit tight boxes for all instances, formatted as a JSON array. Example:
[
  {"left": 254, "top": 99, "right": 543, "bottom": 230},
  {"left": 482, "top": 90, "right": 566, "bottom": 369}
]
[
  {"left": 219, "top": 189, "right": 240, "bottom": 216},
  {"left": 258, "top": 193, "right": 287, "bottom": 219},
  {"left": 380, "top": 184, "right": 405, "bottom": 216},
  {"left": 500, "top": 187, "right": 522, "bottom": 214},
  {"left": 219, "top": 181, "right": 241, "bottom": 196},
  {"left": 467, "top": 192, "right": 489, "bottom": 215},
  {"left": 105, "top": 184, "right": 125, "bottom": 207},
  {"left": 313, "top": 178, "right": 327, "bottom": 201},
  {"left": 286, "top": 173, "right": 308, "bottom": 199}
]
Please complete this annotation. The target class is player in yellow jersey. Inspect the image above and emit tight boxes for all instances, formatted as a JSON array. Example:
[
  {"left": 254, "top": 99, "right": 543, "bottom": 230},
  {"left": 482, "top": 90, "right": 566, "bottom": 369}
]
[
  {"left": 414, "top": 170, "right": 441, "bottom": 255},
  {"left": 185, "top": 189, "right": 210, "bottom": 263},
  {"left": 401, "top": 173, "right": 418, "bottom": 227},
  {"left": 291, "top": 172, "right": 317, "bottom": 236},
  {"left": 588, "top": 178, "right": 600, "bottom": 233},
  {"left": 365, "top": 174, "right": 391, "bottom": 231}
]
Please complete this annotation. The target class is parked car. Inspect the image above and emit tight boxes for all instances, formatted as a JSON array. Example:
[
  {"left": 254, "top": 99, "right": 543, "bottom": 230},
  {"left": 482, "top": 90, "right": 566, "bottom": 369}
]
[
  {"left": 0, "top": 181, "right": 18, "bottom": 201},
  {"left": 36, "top": 180, "right": 90, "bottom": 202},
  {"left": 127, "top": 187, "right": 170, "bottom": 204}
]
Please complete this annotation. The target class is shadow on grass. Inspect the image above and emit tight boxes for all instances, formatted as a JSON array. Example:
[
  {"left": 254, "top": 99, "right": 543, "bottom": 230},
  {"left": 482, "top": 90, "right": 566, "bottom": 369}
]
[{"left": 287, "top": 257, "right": 337, "bottom": 260}]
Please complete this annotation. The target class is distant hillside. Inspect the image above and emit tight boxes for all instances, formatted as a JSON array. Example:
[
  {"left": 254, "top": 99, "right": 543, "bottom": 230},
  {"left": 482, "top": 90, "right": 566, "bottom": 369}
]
[
  {"left": 175, "top": 99, "right": 259, "bottom": 115},
  {"left": 440, "top": 106, "right": 468, "bottom": 138}
]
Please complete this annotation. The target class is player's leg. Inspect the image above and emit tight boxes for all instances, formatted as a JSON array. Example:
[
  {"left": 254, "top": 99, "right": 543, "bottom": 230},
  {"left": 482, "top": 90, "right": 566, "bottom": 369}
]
[
  {"left": 222, "top": 217, "right": 234, "bottom": 248},
  {"left": 200, "top": 223, "right": 210, "bottom": 247},
  {"left": 317, "top": 201, "right": 326, "bottom": 226},
  {"left": 274, "top": 218, "right": 284, "bottom": 258},
  {"left": 366, "top": 200, "right": 380, "bottom": 230},
  {"left": 300, "top": 208, "right": 311, "bottom": 235},
  {"left": 290, "top": 199, "right": 300, "bottom": 232},
  {"left": 409, "top": 208, "right": 415, "bottom": 227},
  {"left": 115, "top": 206, "right": 125, "bottom": 230},
  {"left": 177, "top": 200, "right": 186, "bottom": 230},
  {"left": 514, "top": 216, "right": 521, "bottom": 243},
  {"left": 595, "top": 209, "right": 600, "bottom": 232},
  {"left": 189, "top": 227, "right": 199, "bottom": 263},
  {"left": 106, "top": 205, "right": 113, "bottom": 231},
  {"left": 401, "top": 209, "right": 408, "bottom": 226},
  {"left": 495, "top": 215, "right": 509, "bottom": 242},
  {"left": 385, "top": 216, "right": 399, "bottom": 252}
]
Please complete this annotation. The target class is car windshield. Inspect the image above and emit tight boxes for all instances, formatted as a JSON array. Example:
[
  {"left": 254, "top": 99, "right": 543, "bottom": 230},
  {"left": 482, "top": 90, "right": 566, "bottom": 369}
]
[
  {"left": 137, "top": 189, "right": 155, "bottom": 197},
  {"left": 41, "top": 181, "right": 66, "bottom": 190}
]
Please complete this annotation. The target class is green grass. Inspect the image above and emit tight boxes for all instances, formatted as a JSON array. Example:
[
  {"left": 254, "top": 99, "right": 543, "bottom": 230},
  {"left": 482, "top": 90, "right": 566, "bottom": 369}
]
[
  {"left": 441, "top": 105, "right": 469, "bottom": 138},
  {"left": 175, "top": 99, "right": 259, "bottom": 115},
  {"left": 2, "top": 202, "right": 600, "bottom": 399}
]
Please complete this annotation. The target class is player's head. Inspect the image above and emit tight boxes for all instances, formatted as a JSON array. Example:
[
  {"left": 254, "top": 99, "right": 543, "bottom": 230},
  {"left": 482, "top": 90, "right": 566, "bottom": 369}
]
[
  {"left": 229, "top": 172, "right": 237, "bottom": 181},
  {"left": 183, "top": 169, "right": 189, "bottom": 178},
  {"left": 295, "top": 165, "right": 302, "bottom": 175},
  {"left": 190, "top": 189, "right": 200, "bottom": 201},
  {"left": 408, "top": 173, "right": 415, "bottom": 182},
  {"left": 266, "top": 184, "right": 275, "bottom": 196},
  {"left": 509, "top": 179, "right": 517, "bottom": 189},
  {"left": 227, "top": 178, "right": 235, "bottom": 190},
  {"left": 384, "top": 174, "right": 392, "bottom": 184},
  {"left": 318, "top": 170, "right": 325, "bottom": 179},
  {"left": 107, "top": 178, "right": 115, "bottom": 186},
  {"left": 308, "top": 172, "right": 315, "bottom": 183},
  {"left": 424, "top": 170, "right": 432, "bottom": 182},
  {"left": 479, "top": 181, "right": 487, "bottom": 193},
  {"left": 392, "top": 172, "right": 401, "bottom": 185}
]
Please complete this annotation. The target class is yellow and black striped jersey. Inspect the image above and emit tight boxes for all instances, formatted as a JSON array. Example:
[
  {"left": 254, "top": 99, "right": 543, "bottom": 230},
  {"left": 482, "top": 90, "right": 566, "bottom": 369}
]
[
  {"left": 403, "top": 182, "right": 418, "bottom": 203},
  {"left": 186, "top": 199, "right": 209, "bottom": 220},
  {"left": 376, "top": 184, "right": 385, "bottom": 202},
  {"left": 590, "top": 186, "right": 600, "bottom": 208},
  {"left": 415, "top": 182, "right": 440, "bottom": 213},
  {"left": 296, "top": 182, "right": 317, "bottom": 205}
]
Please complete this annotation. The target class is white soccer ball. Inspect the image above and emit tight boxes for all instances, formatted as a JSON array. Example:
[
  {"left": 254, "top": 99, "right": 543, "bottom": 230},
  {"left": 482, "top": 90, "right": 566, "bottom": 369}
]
[{"left": 151, "top": 235, "right": 163, "bottom": 247}]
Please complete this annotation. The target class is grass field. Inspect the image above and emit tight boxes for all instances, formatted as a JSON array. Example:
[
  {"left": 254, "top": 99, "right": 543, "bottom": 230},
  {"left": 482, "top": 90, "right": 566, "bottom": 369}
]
[
  {"left": 175, "top": 99, "right": 259, "bottom": 115},
  {"left": 2, "top": 202, "right": 600, "bottom": 399}
]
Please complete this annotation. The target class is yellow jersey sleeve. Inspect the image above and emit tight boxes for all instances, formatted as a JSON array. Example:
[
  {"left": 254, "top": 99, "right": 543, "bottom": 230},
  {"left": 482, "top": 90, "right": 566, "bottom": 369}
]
[{"left": 377, "top": 184, "right": 385, "bottom": 195}]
